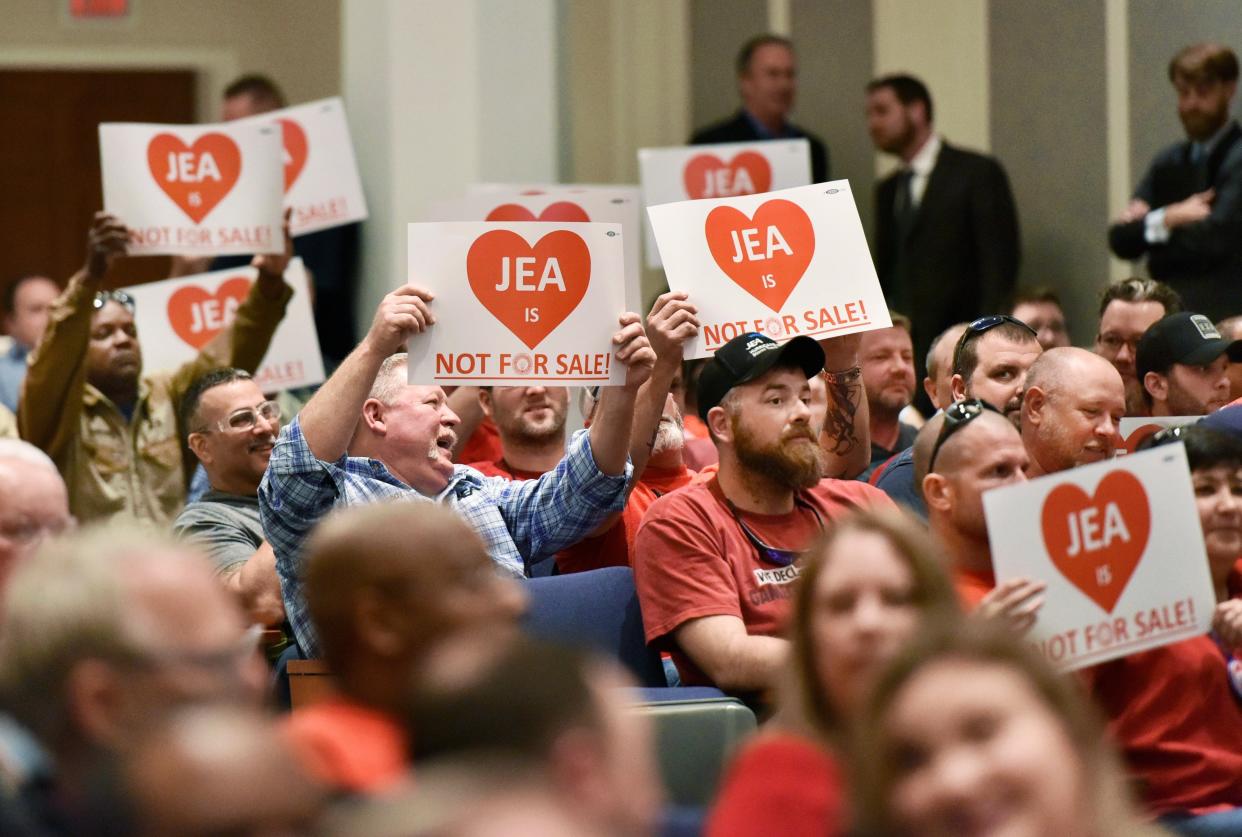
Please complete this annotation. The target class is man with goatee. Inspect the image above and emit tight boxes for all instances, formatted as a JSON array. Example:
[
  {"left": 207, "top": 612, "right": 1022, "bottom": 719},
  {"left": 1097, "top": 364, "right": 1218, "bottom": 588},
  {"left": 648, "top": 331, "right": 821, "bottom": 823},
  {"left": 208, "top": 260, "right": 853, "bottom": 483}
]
[{"left": 633, "top": 332, "right": 893, "bottom": 700}]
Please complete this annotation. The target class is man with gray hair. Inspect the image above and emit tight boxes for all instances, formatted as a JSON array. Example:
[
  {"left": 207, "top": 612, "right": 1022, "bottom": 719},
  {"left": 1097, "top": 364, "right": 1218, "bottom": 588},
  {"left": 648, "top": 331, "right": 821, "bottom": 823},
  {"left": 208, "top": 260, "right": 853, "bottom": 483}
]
[
  {"left": 259, "top": 284, "right": 658, "bottom": 658},
  {"left": 0, "top": 527, "right": 265, "bottom": 833}
]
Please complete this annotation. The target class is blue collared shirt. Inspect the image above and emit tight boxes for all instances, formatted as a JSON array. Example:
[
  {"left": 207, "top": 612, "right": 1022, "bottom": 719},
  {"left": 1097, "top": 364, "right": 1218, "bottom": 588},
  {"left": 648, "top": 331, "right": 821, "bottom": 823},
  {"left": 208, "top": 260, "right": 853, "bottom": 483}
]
[
  {"left": 741, "top": 108, "right": 802, "bottom": 141},
  {"left": 0, "top": 343, "right": 29, "bottom": 413},
  {"left": 258, "top": 416, "right": 631, "bottom": 656}
]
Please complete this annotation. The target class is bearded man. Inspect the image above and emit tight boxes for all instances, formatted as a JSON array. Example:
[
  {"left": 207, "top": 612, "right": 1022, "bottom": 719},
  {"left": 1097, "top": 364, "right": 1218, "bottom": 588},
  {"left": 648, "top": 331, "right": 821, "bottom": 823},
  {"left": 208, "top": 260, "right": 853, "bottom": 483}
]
[
  {"left": 468, "top": 386, "right": 570, "bottom": 480},
  {"left": 633, "top": 332, "right": 894, "bottom": 699}
]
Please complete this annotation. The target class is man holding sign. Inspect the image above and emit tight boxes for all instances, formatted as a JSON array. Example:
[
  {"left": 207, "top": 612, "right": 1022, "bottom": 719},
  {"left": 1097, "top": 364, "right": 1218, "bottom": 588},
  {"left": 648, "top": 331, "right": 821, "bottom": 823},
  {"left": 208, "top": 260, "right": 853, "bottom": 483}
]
[
  {"left": 633, "top": 332, "right": 892, "bottom": 699},
  {"left": 258, "top": 285, "right": 655, "bottom": 658},
  {"left": 19, "top": 213, "right": 293, "bottom": 526}
]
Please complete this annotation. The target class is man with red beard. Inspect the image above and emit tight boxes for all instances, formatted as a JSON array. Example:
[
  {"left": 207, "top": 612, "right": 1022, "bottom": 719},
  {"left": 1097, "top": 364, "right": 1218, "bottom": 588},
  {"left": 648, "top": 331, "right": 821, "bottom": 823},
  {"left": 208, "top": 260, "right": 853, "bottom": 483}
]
[
  {"left": 633, "top": 332, "right": 893, "bottom": 699},
  {"left": 1019, "top": 348, "right": 1126, "bottom": 478},
  {"left": 468, "top": 386, "right": 570, "bottom": 480},
  {"left": 859, "top": 313, "right": 919, "bottom": 480}
]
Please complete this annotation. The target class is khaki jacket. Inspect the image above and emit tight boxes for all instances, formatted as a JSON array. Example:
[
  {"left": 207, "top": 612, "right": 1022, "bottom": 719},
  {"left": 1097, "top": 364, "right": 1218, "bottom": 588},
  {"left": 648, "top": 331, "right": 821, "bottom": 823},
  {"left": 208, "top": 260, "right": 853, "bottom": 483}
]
[{"left": 19, "top": 271, "right": 291, "bottom": 526}]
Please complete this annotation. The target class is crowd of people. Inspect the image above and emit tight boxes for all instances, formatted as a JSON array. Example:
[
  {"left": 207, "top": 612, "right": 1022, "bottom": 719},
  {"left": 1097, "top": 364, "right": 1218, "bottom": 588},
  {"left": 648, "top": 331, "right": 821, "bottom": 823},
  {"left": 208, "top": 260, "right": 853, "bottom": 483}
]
[{"left": 0, "top": 30, "right": 1241, "bottom": 837}]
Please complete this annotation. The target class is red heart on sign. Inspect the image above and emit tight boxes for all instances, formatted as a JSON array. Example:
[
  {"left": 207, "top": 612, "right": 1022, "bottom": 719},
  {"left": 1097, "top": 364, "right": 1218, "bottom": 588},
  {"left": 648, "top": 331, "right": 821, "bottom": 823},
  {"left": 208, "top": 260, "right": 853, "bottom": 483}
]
[
  {"left": 167, "top": 277, "right": 252, "bottom": 349},
  {"left": 278, "top": 118, "right": 308, "bottom": 193},
  {"left": 485, "top": 202, "right": 591, "bottom": 222},
  {"left": 1041, "top": 470, "right": 1151, "bottom": 613},
  {"left": 1123, "top": 424, "right": 1163, "bottom": 454},
  {"left": 704, "top": 199, "right": 815, "bottom": 313},
  {"left": 683, "top": 151, "right": 772, "bottom": 199},
  {"left": 146, "top": 133, "right": 242, "bottom": 224},
  {"left": 466, "top": 230, "right": 591, "bottom": 350}
]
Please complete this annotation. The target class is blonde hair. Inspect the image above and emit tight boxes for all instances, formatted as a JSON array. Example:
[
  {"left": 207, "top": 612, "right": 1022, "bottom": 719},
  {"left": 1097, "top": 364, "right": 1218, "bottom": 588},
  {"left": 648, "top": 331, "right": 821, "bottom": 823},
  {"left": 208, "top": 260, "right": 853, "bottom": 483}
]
[
  {"left": 776, "top": 508, "right": 960, "bottom": 744},
  {"left": 368, "top": 353, "right": 410, "bottom": 405},
  {"left": 851, "top": 621, "right": 1169, "bottom": 837}
]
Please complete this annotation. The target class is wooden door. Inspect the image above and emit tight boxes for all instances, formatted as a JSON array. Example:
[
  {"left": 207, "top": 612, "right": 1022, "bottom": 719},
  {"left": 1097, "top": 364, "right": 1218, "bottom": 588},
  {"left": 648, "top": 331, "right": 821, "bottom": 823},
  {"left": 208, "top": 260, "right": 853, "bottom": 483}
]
[{"left": 0, "top": 69, "right": 196, "bottom": 297}]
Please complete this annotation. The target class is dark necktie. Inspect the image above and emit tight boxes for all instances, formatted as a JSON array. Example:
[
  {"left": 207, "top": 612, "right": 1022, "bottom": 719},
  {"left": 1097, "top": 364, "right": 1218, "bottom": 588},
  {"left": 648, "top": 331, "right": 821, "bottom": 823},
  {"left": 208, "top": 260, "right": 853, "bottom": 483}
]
[{"left": 894, "top": 169, "right": 916, "bottom": 239}]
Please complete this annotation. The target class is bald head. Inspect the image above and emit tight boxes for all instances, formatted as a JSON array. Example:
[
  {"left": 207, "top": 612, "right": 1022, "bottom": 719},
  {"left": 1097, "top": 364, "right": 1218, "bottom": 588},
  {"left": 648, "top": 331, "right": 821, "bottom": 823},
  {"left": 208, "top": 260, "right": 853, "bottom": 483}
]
[
  {"left": 924, "top": 322, "right": 969, "bottom": 410},
  {"left": 0, "top": 440, "right": 70, "bottom": 592},
  {"left": 304, "top": 503, "right": 526, "bottom": 681},
  {"left": 1021, "top": 348, "right": 1125, "bottom": 477}
]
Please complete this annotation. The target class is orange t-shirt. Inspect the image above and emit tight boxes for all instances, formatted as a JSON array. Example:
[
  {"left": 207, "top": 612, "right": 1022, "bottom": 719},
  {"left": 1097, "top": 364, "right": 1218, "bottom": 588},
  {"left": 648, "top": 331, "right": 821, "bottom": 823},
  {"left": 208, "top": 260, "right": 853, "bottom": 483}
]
[
  {"left": 457, "top": 417, "right": 502, "bottom": 465},
  {"left": 706, "top": 732, "right": 846, "bottom": 837},
  {"left": 633, "top": 475, "right": 894, "bottom": 686},
  {"left": 467, "top": 458, "right": 547, "bottom": 481},
  {"left": 954, "top": 565, "right": 996, "bottom": 611},
  {"left": 556, "top": 464, "right": 694, "bottom": 574},
  {"left": 284, "top": 697, "right": 408, "bottom": 794}
]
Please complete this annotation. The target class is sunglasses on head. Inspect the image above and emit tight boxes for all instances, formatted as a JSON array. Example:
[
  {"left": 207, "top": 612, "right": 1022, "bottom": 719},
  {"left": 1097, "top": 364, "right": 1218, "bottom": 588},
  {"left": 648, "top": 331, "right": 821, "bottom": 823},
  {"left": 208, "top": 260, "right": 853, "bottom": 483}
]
[
  {"left": 928, "top": 398, "right": 1002, "bottom": 472},
  {"left": 725, "top": 497, "right": 824, "bottom": 567},
  {"left": 93, "top": 290, "right": 135, "bottom": 311},
  {"left": 952, "top": 314, "right": 1038, "bottom": 373}
]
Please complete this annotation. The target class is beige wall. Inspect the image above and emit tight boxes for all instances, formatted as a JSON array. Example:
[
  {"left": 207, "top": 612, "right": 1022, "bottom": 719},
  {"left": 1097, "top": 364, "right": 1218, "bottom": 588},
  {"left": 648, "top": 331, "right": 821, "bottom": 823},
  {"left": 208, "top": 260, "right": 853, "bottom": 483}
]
[{"left": 0, "top": 1, "right": 341, "bottom": 120}]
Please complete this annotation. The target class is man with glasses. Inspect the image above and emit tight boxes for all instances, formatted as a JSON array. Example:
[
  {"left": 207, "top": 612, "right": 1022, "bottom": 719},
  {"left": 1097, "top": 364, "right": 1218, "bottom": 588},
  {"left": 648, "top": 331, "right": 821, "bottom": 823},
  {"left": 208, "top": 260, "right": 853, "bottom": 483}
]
[
  {"left": 174, "top": 368, "right": 285, "bottom": 628},
  {"left": 633, "top": 332, "right": 892, "bottom": 698},
  {"left": 0, "top": 526, "right": 266, "bottom": 833},
  {"left": 1094, "top": 277, "right": 1183, "bottom": 416},
  {"left": 917, "top": 401, "right": 1044, "bottom": 628},
  {"left": 19, "top": 212, "right": 293, "bottom": 526}
]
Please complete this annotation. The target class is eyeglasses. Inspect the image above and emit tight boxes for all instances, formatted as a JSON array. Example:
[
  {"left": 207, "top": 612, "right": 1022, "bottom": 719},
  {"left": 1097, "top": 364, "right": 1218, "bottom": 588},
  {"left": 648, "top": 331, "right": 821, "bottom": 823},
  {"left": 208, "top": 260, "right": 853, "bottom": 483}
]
[
  {"left": 725, "top": 498, "right": 824, "bottom": 567},
  {"left": 198, "top": 400, "right": 281, "bottom": 434},
  {"left": 928, "top": 398, "right": 1002, "bottom": 472},
  {"left": 952, "top": 315, "right": 1038, "bottom": 373},
  {"left": 1096, "top": 333, "right": 1142, "bottom": 355},
  {"left": 93, "top": 290, "right": 135, "bottom": 311}
]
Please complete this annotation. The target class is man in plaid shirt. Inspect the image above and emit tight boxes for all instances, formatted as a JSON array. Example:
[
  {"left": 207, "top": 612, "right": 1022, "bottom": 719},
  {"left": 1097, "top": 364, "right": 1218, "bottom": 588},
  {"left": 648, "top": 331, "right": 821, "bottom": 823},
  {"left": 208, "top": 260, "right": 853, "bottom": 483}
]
[{"left": 259, "top": 284, "right": 655, "bottom": 656}]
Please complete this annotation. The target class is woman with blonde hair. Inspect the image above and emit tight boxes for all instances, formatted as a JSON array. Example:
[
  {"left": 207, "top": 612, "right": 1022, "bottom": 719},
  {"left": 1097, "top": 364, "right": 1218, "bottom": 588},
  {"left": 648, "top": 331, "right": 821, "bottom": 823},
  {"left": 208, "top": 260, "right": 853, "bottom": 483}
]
[
  {"left": 852, "top": 621, "right": 1168, "bottom": 837},
  {"left": 706, "top": 507, "right": 960, "bottom": 836}
]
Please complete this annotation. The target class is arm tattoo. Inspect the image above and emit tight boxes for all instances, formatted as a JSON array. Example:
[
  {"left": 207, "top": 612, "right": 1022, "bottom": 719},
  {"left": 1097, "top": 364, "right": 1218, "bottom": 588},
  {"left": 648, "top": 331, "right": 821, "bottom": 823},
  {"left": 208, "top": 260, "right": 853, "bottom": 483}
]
[{"left": 823, "top": 378, "right": 861, "bottom": 456}]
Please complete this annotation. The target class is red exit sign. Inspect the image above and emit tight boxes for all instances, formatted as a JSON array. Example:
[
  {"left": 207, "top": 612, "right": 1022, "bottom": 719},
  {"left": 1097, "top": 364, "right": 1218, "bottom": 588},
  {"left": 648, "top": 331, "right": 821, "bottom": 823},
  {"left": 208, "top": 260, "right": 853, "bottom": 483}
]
[{"left": 69, "top": 0, "right": 129, "bottom": 18}]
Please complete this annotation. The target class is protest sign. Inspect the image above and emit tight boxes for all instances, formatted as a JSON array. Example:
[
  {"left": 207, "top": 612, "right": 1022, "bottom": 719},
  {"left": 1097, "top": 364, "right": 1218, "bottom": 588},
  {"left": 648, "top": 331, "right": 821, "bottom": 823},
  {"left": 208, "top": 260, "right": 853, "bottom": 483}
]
[
  {"left": 985, "top": 445, "right": 1215, "bottom": 671},
  {"left": 647, "top": 181, "right": 889, "bottom": 358},
  {"left": 638, "top": 139, "right": 812, "bottom": 268},
  {"left": 430, "top": 188, "right": 642, "bottom": 312},
  {"left": 99, "top": 121, "right": 283, "bottom": 256},
  {"left": 406, "top": 222, "right": 630, "bottom": 386},
  {"left": 122, "top": 258, "right": 325, "bottom": 392},
  {"left": 1117, "top": 416, "right": 1201, "bottom": 454},
  {"left": 232, "top": 97, "right": 369, "bottom": 236}
]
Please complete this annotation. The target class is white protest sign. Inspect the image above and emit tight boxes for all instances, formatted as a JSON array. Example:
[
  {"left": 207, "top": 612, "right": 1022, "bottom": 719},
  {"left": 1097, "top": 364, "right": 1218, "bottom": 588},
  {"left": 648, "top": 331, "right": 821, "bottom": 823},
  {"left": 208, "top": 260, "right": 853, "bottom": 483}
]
[
  {"left": 639, "top": 139, "right": 812, "bottom": 268},
  {"left": 122, "top": 258, "right": 325, "bottom": 392},
  {"left": 99, "top": 122, "right": 283, "bottom": 256},
  {"left": 1117, "top": 416, "right": 1201, "bottom": 454},
  {"left": 406, "top": 222, "right": 630, "bottom": 386},
  {"left": 985, "top": 445, "right": 1215, "bottom": 671},
  {"left": 232, "top": 97, "right": 369, "bottom": 237},
  {"left": 647, "top": 181, "right": 890, "bottom": 359},
  {"left": 429, "top": 188, "right": 643, "bottom": 313}
]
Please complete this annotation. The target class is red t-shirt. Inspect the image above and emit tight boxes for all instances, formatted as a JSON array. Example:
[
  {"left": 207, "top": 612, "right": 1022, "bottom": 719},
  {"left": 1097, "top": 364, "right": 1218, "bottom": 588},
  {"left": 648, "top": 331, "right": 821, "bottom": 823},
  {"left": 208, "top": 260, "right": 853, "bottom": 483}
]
[
  {"left": 633, "top": 475, "right": 894, "bottom": 686},
  {"left": 556, "top": 464, "right": 694, "bottom": 574},
  {"left": 954, "top": 565, "right": 996, "bottom": 611},
  {"left": 457, "top": 417, "right": 502, "bottom": 465},
  {"left": 284, "top": 696, "right": 408, "bottom": 794},
  {"left": 1087, "top": 636, "right": 1242, "bottom": 815},
  {"left": 467, "top": 458, "right": 547, "bottom": 481},
  {"left": 706, "top": 732, "right": 846, "bottom": 837}
]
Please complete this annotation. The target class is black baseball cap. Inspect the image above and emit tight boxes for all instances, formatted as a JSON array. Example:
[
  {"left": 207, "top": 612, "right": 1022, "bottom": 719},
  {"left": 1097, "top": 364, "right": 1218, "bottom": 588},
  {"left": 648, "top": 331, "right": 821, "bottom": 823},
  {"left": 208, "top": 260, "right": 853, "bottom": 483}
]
[
  {"left": 697, "top": 333, "right": 825, "bottom": 421},
  {"left": 1136, "top": 312, "right": 1242, "bottom": 380}
]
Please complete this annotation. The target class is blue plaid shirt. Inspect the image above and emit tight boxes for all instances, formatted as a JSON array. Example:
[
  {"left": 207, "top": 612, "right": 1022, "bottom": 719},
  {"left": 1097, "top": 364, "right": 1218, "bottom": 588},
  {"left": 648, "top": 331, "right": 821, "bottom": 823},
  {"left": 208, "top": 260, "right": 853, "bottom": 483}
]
[{"left": 258, "top": 416, "right": 631, "bottom": 657}]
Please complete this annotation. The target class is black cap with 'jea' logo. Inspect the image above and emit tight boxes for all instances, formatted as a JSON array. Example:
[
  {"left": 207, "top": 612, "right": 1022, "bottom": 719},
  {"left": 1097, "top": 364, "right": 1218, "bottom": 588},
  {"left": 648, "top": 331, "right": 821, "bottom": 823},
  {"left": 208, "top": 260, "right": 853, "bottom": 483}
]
[
  {"left": 1136, "top": 312, "right": 1242, "bottom": 380},
  {"left": 696, "top": 332, "right": 825, "bottom": 421}
]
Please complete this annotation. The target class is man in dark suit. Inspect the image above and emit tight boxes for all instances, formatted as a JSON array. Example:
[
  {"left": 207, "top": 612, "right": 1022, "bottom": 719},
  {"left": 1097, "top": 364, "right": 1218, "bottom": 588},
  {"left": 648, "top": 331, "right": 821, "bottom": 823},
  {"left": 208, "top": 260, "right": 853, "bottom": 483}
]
[
  {"left": 1109, "top": 42, "right": 1242, "bottom": 322},
  {"left": 867, "top": 73, "right": 1020, "bottom": 373},
  {"left": 691, "top": 34, "right": 829, "bottom": 183}
]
